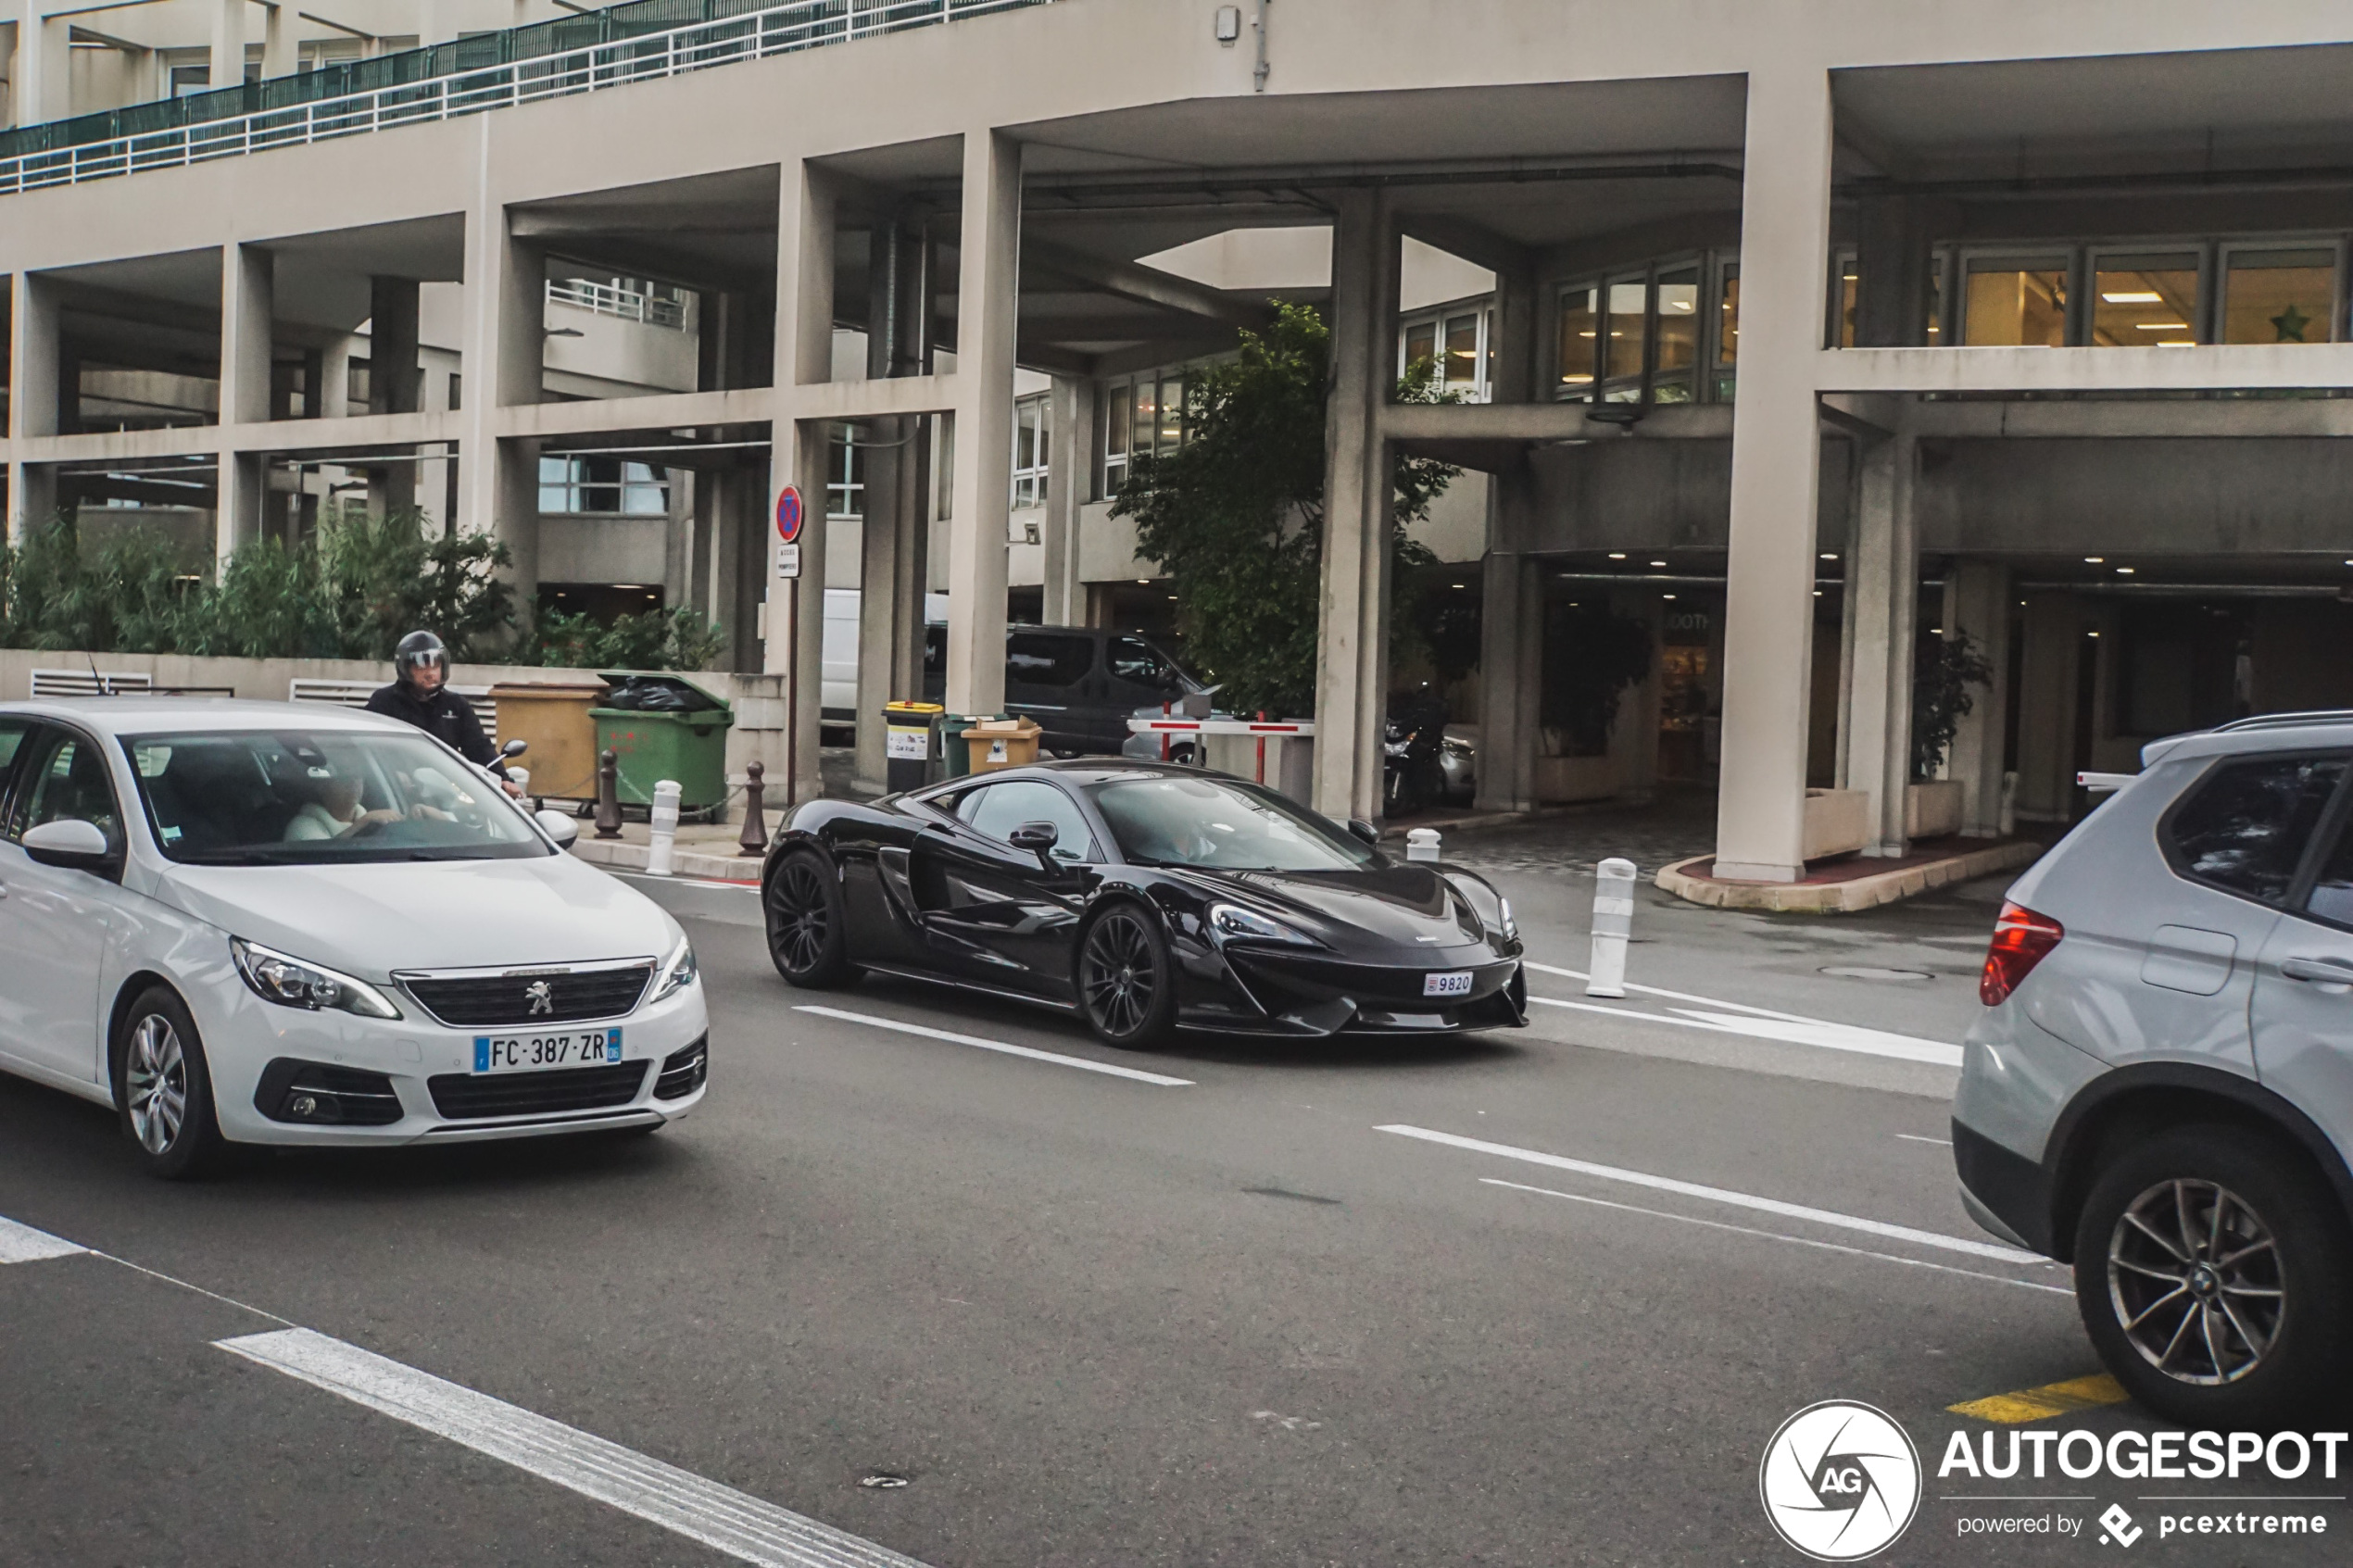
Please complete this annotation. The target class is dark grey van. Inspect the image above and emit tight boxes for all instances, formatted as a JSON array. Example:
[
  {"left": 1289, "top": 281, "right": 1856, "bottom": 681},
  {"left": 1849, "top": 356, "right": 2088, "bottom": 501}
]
[{"left": 924, "top": 625, "right": 1202, "bottom": 755}]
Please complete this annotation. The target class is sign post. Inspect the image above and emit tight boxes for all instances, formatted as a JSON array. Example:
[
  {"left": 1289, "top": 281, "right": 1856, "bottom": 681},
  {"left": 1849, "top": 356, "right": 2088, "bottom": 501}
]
[{"left": 776, "top": 483, "right": 806, "bottom": 807}]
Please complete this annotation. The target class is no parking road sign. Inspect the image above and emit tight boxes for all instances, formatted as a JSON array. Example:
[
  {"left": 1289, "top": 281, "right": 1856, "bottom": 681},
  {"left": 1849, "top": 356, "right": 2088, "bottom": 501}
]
[{"left": 774, "top": 484, "right": 804, "bottom": 543}]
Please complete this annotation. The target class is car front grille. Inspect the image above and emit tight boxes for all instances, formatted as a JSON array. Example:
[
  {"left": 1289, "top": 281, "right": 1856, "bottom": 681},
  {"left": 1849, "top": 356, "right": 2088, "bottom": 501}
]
[
  {"left": 427, "top": 1060, "right": 651, "bottom": 1120},
  {"left": 401, "top": 963, "right": 653, "bottom": 1027}
]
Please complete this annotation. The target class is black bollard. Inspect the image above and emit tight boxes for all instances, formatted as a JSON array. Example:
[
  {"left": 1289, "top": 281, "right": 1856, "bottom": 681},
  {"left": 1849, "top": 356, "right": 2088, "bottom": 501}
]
[
  {"left": 595, "top": 748, "right": 623, "bottom": 839},
  {"left": 737, "top": 759, "right": 770, "bottom": 859}
]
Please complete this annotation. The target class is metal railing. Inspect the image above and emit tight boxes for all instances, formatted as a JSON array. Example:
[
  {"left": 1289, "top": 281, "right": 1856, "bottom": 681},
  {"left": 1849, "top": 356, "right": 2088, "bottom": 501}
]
[
  {"left": 547, "top": 277, "right": 691, "bottom": 329},
  {"left": 0, "top": 0, "right": 1053, "bottom": 197}
]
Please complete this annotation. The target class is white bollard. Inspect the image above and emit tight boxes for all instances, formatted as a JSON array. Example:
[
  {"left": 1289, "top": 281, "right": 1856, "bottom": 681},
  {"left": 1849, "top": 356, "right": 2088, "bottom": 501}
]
[
  {"left": 1405, "top": 827, "right": 1442, "bottom": 862},
  {"left": 647, "top": 778, "right": 682, "bottom": 877},
  {"left": 505, "top": 766, "right": 532, "bottom": 813},
  {"left": 1586, "top": 857, "right": 1637, "bottom": 997}
]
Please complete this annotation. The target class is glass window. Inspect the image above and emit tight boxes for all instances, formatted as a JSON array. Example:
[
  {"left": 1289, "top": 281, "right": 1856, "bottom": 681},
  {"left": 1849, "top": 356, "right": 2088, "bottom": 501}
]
[
  {"left": 1603, "top": 277, "right": 1647, "bottom": 385},
  {"left": 538, "top": 457, "right": 671, "bottom": 516},
  {"left": 1926, "top": 259, "right": 1944, "bottom": 344},
  {"left": 1963, "top": 260, "right": 2069, "bottom": 346},
  {"left": 1717, "top": 267, "right": 1740, "bottom": 364},
  {"left": 1130, "top": 380, "right": 1158, "bottom": 464},
  {"left": 11, "top": 733, "right": 120, "bottom": 852},
  {"left": 1653, "top": 267, "right": 1700, "bottom": 404},
  {"left": 1403, "top": 320, "right": 1437, "bottom": 374},
  {"left": 1156, "top": 374, "right": 1185, "bottom": 454},
  {"left": 2164, "top": 754, "right": 2347, "bottom": 904},
  {"left": 1835, "top": 256, "right": 1859, "bottom": 348},
  {"left": 123, "top": 729, "right": 549, "bottom": 864},
  {"left": 0, "top": 720, "right": 29, "bottom": 780},
  {"left": 1011, "top": 395, "right": 1049, "bottom": 508},
  {"left": 1443, "top": 314, "right": 1480, "bottom": 393},
  {"left": 1107, "top": 383, "right": 1132, "bottom": 460},
  {"left": 1006, "top": 632, "right": 1093, "bottom": 688},
  {"left": 2223, "top": 249, "right": 2335, "bottom": 345},
  {"left": 1107, "top": 636, "right": 1189, "bottom": 695},
  {"left": 2301, "top": 804, "right": 2353, "bottom": 927},
  {"left": 2092, "top": 256, "right": 2199, "bottom": 347},
  {"left": 1557, "top": 284, "right": 1598, "bottom": 395},
  {"left": 1088, "top": 775, "right": 1374, "bottom": 872},
  {"left": 1484, "top": 308, "right": 1496, "bottom": 390},
  {"left": 957, "top": 779, "right": 1098, "bottom": 863}
]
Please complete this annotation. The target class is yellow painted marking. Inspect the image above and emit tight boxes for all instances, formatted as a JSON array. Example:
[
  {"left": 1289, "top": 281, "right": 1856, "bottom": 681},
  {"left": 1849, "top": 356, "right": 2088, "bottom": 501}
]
[{"left": 1948, "top": 1373, "right": 2130, "bottom": 1424}]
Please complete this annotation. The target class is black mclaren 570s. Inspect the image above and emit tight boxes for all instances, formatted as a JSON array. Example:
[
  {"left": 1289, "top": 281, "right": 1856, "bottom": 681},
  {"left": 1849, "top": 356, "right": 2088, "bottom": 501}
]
[{"left": 759, "top": 759, "right": 1527, "bottom": 1047}]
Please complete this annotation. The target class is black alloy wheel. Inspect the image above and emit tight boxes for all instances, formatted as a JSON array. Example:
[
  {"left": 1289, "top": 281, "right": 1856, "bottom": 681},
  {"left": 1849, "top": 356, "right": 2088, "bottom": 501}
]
[
  {"left": 765, "top": 850, "right": 856, "bottom": 988},
  {"left": 1077, "top": 906, "right": 1177, "bottom": 1049},
  {"left": 2073, "top": 1124, "right": 2353, "bottom": 1428}
]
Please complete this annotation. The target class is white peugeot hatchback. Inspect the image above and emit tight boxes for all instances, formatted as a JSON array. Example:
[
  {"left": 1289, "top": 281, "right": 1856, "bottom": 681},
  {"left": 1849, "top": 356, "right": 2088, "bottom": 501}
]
[{"left": 0, "top": 697, "right": 708, "bottom": 1178}]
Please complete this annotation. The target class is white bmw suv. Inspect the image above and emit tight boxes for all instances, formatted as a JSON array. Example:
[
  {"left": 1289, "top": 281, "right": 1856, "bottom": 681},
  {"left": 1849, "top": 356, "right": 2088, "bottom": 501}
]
[
  {"left": 1955, "top": 712, "right": 2353, "bottom": 1425},
  {"left": 0, "top": 697, "right": 708, "bottom": 1178}
]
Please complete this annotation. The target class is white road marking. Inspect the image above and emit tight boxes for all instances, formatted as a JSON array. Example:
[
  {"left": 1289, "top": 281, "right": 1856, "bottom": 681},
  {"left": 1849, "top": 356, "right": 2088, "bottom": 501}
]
[
  {"left": 0, "top": 1215, "right": 84, "bottom": 1263},
  {"left": 1896, "top": 1133, "right": 1955, "bottom": 1147},
  {"left": 218, "top": 1328, "right": 933, "bottom": 1568},
  {"left": 1521, "top": 960, "right": 1964, "bottom": 1066},
  {"left": 1481, "top": 1179, "right": 2070, "bottom": 1296},
  {"left": 793, "top": 1006, "right": 1193, "bottom": 1086},
  {"left": 1374, "top": 1123, "right": 2042, "bottom": 1264}
]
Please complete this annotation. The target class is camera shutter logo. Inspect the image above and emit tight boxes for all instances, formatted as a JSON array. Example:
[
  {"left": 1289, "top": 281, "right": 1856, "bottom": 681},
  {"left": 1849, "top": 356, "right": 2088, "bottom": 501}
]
[
  {"left": 525, "top": 980, "right": 555, "bottom": 1017},
  {"left": 1758, "top": 1401, "right": 1921, "bottom": 1561}
]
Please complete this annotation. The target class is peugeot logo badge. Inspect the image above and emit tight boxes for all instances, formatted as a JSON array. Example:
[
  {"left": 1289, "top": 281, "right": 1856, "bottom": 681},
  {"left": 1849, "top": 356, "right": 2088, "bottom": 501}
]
[{"left": 525, "top": 980, "right": 555, "bottom": 1017}]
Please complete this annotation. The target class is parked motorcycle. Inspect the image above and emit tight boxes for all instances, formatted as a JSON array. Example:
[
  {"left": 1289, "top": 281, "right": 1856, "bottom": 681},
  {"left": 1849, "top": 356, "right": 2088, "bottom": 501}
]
[{"left": 1383, "top": 690, "right": 1450, "bottom": 817}]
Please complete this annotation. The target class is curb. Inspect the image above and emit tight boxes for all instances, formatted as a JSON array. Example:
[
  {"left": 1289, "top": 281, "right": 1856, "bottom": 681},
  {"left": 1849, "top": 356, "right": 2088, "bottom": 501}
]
[
  {"left": 570, "top": 837, "right": 763, "bottom": 884},
  {"left": 1655, "top": 839, "right": 2043, "bottom": 913}
]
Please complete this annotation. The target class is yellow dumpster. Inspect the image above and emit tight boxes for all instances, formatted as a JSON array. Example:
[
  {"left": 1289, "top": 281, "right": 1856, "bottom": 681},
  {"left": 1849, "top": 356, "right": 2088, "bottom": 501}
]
[{"left": 489, "top": 680, "right": 610, "bottom": 803}]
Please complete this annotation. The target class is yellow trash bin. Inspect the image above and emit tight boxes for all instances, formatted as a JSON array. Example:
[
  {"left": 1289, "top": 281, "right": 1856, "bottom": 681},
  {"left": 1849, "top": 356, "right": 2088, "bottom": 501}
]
[
  {"left": 488, "top": 680, "right": 610, "bottom": 803},
  {"left": 961, "top": 716, "right": 1043, "bottom": 774}
]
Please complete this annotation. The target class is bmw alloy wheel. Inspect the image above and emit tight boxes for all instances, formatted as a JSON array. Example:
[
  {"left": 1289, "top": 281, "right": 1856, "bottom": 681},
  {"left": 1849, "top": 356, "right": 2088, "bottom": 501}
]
[
  {"left": 125, "top": 1012, "right": 187, "bottom": 1156},
  {"left": 2108, "top": 1177, "right": 2284, "bottom": 1386},
  {"left": 1081, "top": 912, "right": 1157, "bottom": 1037}
]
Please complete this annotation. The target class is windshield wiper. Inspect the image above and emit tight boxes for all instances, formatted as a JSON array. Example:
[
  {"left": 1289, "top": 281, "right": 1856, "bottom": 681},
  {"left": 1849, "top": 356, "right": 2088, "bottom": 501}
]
[{"left": 176, "top": 847, "right": 304, "bottom": 865}]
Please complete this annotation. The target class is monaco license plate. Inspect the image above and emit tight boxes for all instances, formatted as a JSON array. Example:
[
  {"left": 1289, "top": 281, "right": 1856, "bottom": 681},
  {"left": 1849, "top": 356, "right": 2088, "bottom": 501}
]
[
  {"left": 1423, "top": 971, "right": 1475, "bottom": 998},
  {"left": 472, "top": 1028, "right": 623, "bottom": 1074}
]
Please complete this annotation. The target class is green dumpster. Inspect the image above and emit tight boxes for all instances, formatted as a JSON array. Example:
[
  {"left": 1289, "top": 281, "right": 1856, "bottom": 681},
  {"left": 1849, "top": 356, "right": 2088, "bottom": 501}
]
[{"left": 590, "top": 672, "right": 735, "bottom": 821}]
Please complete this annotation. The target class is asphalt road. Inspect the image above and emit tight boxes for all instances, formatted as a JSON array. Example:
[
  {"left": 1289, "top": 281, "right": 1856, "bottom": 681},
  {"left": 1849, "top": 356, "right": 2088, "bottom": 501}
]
[{"left": 2, "top": 866, "right": 2343, "bottom": 1566}]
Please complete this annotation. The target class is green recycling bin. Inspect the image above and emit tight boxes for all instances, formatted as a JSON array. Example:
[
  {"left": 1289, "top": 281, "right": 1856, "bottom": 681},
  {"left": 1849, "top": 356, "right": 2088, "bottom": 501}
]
[{"left": 589, "top": 672, "right": 735, "bottom": 821}]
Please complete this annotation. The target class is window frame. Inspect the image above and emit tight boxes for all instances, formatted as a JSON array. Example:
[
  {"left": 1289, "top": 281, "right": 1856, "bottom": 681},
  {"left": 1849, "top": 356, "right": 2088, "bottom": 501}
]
[{"left": 6, "top": 722, "right": 128, "bottom": 868}]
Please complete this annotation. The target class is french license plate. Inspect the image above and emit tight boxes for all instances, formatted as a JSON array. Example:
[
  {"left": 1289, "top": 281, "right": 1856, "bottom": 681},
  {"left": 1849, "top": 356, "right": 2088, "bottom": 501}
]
[
  {"left": 472, "top": 1028, "right": 623, "bottom": 1074},
  {"left": 1423, "top": 971, "right": 1475, "bottom": 998}
]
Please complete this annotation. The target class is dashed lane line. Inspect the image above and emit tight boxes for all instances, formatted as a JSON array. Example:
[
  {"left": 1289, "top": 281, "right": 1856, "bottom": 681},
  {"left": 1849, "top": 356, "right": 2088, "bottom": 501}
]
[
  {"left": 219, "top": 1328, "right": 933, "bottom": 1568},
  {"left": 1520, "top": 960, "right": 1964, "bottom": 1066},
  {"left": 792, "top": 1005, "right": 1194, "bottom": 1085},
  {"left": 1375, "top": 1123, "right": 2046, "bottom": 1265},
  {"left": 1482, "top": 1179, "right": 2071, "bottom": 1296},
  {"left": 0, "top": 1214, "right": 84, "bottom": 1263}
]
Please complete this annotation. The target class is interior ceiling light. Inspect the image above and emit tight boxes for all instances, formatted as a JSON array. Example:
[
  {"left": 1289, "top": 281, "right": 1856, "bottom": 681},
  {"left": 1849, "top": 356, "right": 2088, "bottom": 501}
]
[
  {"left": 1649, "top": 559, "right": 1667, "bottom": 567},
  {"left": 1607, "top": 552, "right": 1627, "bottom": 559},
  {"left": 1136, "top": 577, "right": 1151, "bottom": 584},
  {"left": 1662, "top": 594, "right": 1677, "bottom": 600},
  {"left": 2103, "top": 291, "right": 2164, "bottom": 304},
  {"left": 1819, "top": 552, "right": 1838, "bottom": 560},
  {"left": 2117, "top": 566, "right": 2135, "bottom": 574},
  {"left": 2084, "top": 556, "right": 2105, "bottom": 563},
  {"left": 2134, "top": 321, "right": 2192, "bottom": 331}
]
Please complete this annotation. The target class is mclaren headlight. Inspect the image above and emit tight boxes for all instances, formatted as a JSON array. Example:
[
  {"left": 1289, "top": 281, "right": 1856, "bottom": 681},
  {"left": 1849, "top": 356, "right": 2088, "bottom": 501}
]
[
  {"left": 1207, "top": 902, "right": 1317, "bottom": 947},
  {"left": 651, "top": 937, "right": 698, "bottom": 1002},
  {"left": 1499, "top": 897, "right": 1518, "bottom": 940},
  {"left": 231, "top": 938, "right": 402, "bottom": 1020}
]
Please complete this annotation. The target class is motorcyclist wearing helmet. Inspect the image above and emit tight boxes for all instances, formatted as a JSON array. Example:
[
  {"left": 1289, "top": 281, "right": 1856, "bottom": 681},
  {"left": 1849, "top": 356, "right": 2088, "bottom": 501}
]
[{"left": 366, "top": 631, "right": 522, "bottom": 796}]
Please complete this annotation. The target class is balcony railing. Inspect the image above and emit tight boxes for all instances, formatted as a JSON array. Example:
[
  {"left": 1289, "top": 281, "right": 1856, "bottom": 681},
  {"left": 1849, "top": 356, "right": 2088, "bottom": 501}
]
[
  {"left": 0, "top": 0, "right": 1053, "bottom": 197},
  {"left": 547, "top": 277, "right": 691, "bottom": 329}
]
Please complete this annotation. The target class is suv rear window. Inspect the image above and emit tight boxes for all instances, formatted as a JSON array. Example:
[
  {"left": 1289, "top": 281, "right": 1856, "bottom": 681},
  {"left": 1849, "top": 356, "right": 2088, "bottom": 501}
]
[{"left": 2163, "top": 753, "right": 2348, "bottom": 902}]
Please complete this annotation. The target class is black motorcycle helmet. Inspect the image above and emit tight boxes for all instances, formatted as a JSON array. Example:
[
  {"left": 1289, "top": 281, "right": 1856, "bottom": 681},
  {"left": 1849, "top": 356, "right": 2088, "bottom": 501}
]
[{"left": 394, "top": 629, "right": 447, "bottom": 684}]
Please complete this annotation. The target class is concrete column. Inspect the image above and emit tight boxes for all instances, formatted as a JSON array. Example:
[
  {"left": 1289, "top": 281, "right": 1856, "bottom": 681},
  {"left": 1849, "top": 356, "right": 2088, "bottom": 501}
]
[
  {"left": 209, "top": 0, "right": 245, "bottom": 92},
  {"left": 367, "top": 273, "right": 422, "bottom": 515},
  {"left": 1946, "top": 559, "right": 2011, "bottom": 835},
  {"left": 318, "top": 337, "right": 351, "bottom": 420},
  {"left": 457, "top": 194, "right": 544, "bottom": 630},
  {"left": 216, "top": 242, "right": 274, "bottom": 564},
  {"left": 1040, "top": 374, "right": 1088, "bottom": 625},
  {"left": 1473, "top": 472, "right": 1537, "bottom": 813},
  {"left": 1312, "top": 188, "right": 1401, "bottom": 824},
  {"left": 853, "top": 221, "right": 936, "bottom": 794},
  {"left": 1712, "top": 64, "right": 1836, "bottom": 882},
  {"left": 1836, "top": 425, "right": 1918, "bottom": 857},
  {"left": 766, "top": 158, "right": 837, "bottom": 804},
  {"left": 6, "top": 270, "right": 61, "bottom": 542},
  {"left": 259, "top": 2, "right": 293, "bottom": 78},
  {"left": 941, "top": 128, "right": 1022, "bottom": 718},
  {"left": 13, "top": 4, "right": 72, "bottom": 126},
  {"left": 1852, "top": 195, "right": 1932, "bottom": 349}
]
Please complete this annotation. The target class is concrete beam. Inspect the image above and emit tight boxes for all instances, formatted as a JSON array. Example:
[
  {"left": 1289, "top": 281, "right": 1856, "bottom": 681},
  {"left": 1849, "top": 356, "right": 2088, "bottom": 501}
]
[
  {"left": 780, "top": 374, "right": 956, "bottom": 423},
  {"left": 1024, "top": 238, "right": 1269, "bottom": 331},
  {"left": 1819, "top": 343, "right": 2353, "bottom": 395},
  {"left": 497, "top": 386, "right": 774, "bottom": 440}
]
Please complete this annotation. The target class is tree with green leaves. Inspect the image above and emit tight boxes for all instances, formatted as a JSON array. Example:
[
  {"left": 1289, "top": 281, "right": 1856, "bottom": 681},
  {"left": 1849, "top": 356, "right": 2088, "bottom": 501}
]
[{"left": 1111, "top": 302, "right": 1458, "bottom": 718}]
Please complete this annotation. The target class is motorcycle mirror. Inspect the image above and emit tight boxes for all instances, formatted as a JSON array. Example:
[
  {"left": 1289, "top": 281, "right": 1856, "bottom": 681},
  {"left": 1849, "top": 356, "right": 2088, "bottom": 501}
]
[{"left": 501, "top": 738, "right": 529, "bottom": 758}]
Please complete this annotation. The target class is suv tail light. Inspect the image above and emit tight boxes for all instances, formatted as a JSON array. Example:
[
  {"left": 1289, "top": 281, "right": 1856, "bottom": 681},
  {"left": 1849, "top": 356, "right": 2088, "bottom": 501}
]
[{"left": 1981, "top": 901, "right": 2065, "bottom": 1006}]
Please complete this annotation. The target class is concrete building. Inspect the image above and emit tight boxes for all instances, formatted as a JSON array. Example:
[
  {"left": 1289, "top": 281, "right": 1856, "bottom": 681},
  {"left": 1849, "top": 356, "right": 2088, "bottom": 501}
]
[{"left": 10, "top": 0, "right": 2353, "bottom": 881}]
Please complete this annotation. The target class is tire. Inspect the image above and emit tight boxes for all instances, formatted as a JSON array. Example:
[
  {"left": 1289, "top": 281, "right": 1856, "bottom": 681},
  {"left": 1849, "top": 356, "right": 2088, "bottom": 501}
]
[
  {"left": 2072, "top": 1124, "right": 2353, "bottom": 1428},
  {"left": 1076, "top": 903, "right": 1178, "bottom": 1049},
  {"left": 112, "top": 986, "right": 227, "bottom": 1181},
  {"left": 765, "top": 849, "right": 857, "bottom": 988}
]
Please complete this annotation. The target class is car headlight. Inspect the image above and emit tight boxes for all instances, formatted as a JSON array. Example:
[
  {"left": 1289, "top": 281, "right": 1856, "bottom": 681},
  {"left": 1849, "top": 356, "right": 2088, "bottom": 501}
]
[
  {"left": 1499, "top": 897, "right": 1517, "bottom": 940},
  {"left": 650, "top": 937, "right": 698, "bottom": 1002},
  {"left": 1208, "top": 902, "right": 1317, "bottom": 947},
  {"left": 231, "top": 938, "right": 402, "bottom": 1020}
]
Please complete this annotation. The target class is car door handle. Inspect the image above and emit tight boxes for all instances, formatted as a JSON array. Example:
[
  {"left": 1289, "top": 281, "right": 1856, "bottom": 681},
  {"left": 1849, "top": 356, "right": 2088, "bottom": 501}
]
[{"left": 2280, "top": 956, "right": 2353, "bottom": 985}]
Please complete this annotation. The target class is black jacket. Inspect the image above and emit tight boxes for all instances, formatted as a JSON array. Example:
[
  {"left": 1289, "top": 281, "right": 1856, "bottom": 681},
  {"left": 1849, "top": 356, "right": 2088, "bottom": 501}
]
[{"left": 365, "top": 681, "right": 507, "bottom": 774}]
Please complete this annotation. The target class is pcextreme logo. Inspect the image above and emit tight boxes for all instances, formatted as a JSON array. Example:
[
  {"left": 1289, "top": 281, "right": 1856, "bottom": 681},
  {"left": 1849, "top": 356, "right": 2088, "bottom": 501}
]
[{"left": 1760, "top": 1401, "right": 1924, "bottom": 1562}]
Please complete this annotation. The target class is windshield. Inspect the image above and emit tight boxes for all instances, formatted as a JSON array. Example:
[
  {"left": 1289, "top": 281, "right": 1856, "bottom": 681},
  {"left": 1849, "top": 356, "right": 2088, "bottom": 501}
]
[
  {"left": 1088, "top": 775, "right": 1375, "bottom": 872},
  {"left": 121, "top": 729, "right": 549, "bottom": 865}
]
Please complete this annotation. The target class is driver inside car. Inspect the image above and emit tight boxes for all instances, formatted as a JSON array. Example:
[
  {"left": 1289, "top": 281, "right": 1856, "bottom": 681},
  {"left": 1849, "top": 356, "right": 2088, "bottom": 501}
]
[{"left": 283, "top": 766, "right": 446, "bottom": 840}]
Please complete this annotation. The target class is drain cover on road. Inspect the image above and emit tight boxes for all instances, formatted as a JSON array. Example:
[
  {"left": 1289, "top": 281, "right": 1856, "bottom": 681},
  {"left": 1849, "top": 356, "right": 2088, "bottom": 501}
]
[{"left": 1819, "top": 965, "right": 1934, "bottom": 982}]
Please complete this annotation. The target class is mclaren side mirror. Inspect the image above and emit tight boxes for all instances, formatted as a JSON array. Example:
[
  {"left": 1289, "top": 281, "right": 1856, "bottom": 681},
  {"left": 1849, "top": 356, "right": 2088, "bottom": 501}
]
[
  {"left": 535, "top": 809, "right": 581, "bottom": 848},
  {"left": 1008, "top": 820, "right": 1061, "bottom": 853},
  {"left": 1346, "top": 819, "right": 1381, "bottom": 847},
  {"left": 21, "top": 818, "right": 116, "bottom": 872}
]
